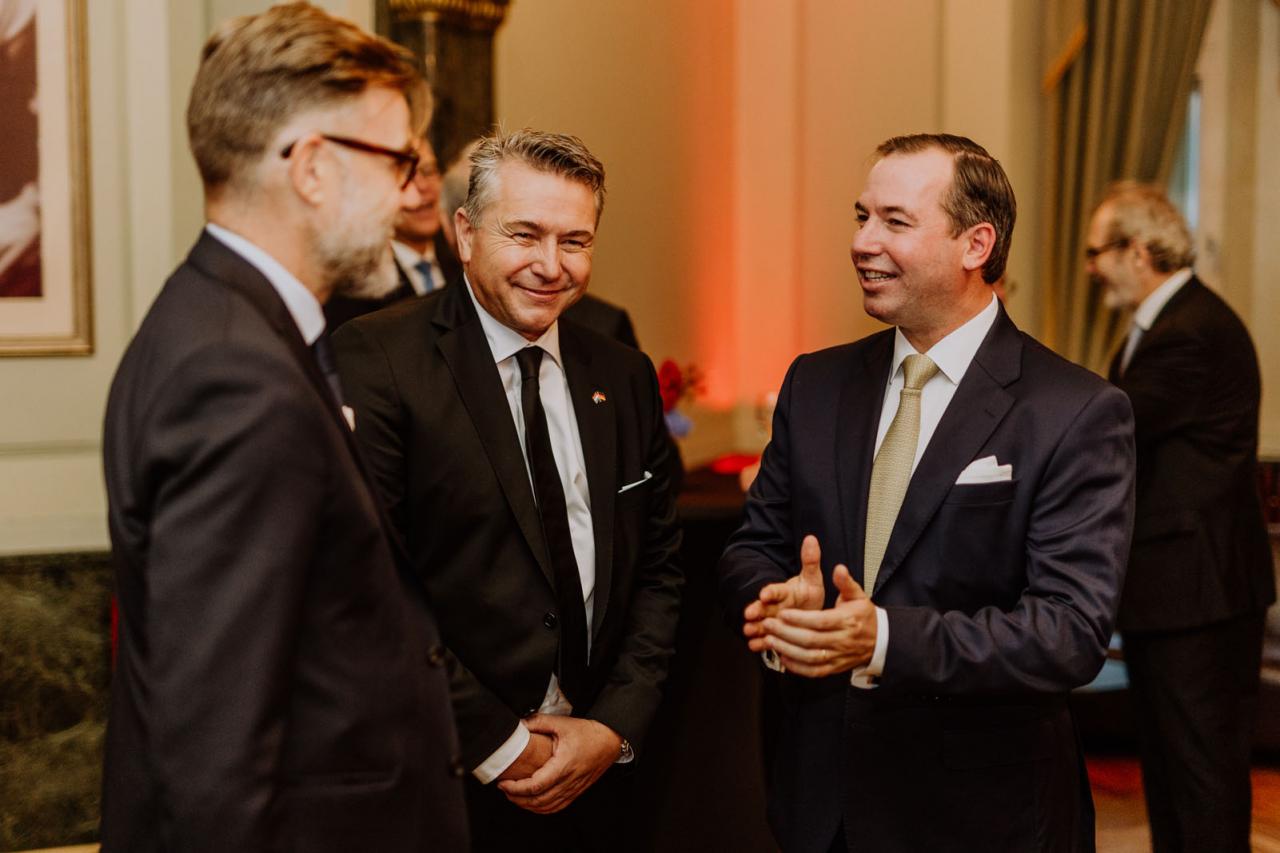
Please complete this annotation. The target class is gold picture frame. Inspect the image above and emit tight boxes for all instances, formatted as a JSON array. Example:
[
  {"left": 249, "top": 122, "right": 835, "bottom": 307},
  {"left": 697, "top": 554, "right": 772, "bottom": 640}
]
[{"left": 0, "top": 0, "right": 92, "bottom": 356}]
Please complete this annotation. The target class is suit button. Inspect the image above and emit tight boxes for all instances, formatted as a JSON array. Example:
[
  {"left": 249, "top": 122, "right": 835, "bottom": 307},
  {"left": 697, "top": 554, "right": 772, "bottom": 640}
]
[
  {"left": 525, "top": 706, "right": 538, "bottom": 716},
  {"left": 543, "top": 612, "right": 558, "bottom": 629},
  {"left": 426, "top": 644, "right": 445, "bottom": 667},
  {"left": 448, "top": 757, "right": 466, "bottom": 778}
]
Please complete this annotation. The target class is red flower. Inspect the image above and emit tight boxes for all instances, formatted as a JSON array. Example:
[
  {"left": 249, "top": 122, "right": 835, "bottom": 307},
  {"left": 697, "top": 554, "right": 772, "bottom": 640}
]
[{"left": 657, "top": 359, "right": 684, "bottom": 413}]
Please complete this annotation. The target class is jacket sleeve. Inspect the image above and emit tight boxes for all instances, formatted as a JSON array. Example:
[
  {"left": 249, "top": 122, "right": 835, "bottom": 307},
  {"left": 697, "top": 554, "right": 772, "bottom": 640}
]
[
  {"left": 585, "top": 359, "right": 685, "bottom": 754},
  {"left": 332, "top": 320, "right": 523, "bottom": 769},
  {"left": 881, "top": 383, "right": 1136, "bottom": 694},
  {"left": 135, "top": 344, "right": 324, "bottom": 851}
]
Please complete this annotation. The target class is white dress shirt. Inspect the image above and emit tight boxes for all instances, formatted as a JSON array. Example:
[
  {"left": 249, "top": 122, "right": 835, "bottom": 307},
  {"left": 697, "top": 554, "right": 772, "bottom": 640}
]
[
  {"left": 205, "top": 223, "right": 324, "bottom": 344},
  {"left": 391, "top": 239, "right": 445, "bottom": 294},
  {"left": 1119, "top": 268, "right": 1193, "bottom": 372},
  {"left": 463, "top": 277, "right": 600, "bottom": 783},
  {"left": 853, "top": 293, "right": 1001, "bottom": 687}
]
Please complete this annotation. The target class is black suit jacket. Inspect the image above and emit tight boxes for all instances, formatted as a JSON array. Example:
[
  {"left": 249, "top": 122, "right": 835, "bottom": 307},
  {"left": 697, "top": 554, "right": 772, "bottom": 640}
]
[
  {"left": 1108, "top": 276, "right": 1275, "bottom": 632},
  {"left": 100, "top": 232, "right": 468, "bottom": 853},
  {"left": 719, "top": 306, "right": 1135, "bottom": 853},
  {"left": 332, "top": 283, "right": 683, "bottom": 768}
]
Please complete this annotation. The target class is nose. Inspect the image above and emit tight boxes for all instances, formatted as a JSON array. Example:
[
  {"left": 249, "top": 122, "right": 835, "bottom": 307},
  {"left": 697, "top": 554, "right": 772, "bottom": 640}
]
[
  {"left": 530, "top": 237, "right": 561, "bottom": 280},
  {"left": 399, "top": 178, "right": 422, "bottom": 211},
  {"left": 850, "top": 222, "right": 877, "bottom": 262}
]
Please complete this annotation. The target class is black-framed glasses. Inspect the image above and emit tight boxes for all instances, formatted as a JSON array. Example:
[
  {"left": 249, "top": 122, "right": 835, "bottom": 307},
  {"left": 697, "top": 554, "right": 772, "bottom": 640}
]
[
  {"left": 280, "top": 134, "right": 420, "bottom": 190},
  {"left": 1083, "top": 239, "right": 1129, "bottom": 261}
]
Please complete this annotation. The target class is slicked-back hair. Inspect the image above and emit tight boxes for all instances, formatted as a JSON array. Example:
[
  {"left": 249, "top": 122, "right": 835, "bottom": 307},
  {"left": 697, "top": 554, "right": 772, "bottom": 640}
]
[
  {"left": 876, "top": 133, "right": 1017, "bottom": 284},
  {"left": 187, "top": 2, "right": 429, "bottom": 194},
  {"left": 1096, "top": 181, "right": 1194, "bottom": 273},
  {"left": 462, "top": 129, "right": 606, "bottom": 226}
]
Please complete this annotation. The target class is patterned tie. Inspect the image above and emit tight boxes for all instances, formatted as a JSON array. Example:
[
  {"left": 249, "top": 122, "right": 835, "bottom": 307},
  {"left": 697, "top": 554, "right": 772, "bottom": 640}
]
[
  {"left": 514, "top": 346, "right": 590, "bottom": 703},
  {"left": 863, "top": 353, "right": 940, "bottom": 597},
  {"left": 414, "top": 259, "right": 437, "bottom": 293}
]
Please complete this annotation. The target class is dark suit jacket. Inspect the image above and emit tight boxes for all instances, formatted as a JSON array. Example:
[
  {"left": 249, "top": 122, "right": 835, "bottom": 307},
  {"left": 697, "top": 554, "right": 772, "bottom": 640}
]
[
  {"left": 1108, "top": 276, "right": 1275, "bottom": 632},
  {"left": 323, "top": 231, "right": 465, "bottom": 334},
  {"left": 719, "top": 306, "right": 1135, "bottom": 853},
  {"left": 101, "top": 232, "right": 468, "bottom": 853},
  {"left": 331, "top": 282, "right": 683, "bottom": 769}
]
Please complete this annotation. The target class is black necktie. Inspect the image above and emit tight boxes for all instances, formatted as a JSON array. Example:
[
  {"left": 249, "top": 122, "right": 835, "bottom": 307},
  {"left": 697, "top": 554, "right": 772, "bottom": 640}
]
[
  {"left": 514, "top": 346, "right": 589, "bottom": 703},
  {"left": 312, "top": 334, "right": 345, "bottom": 406}
]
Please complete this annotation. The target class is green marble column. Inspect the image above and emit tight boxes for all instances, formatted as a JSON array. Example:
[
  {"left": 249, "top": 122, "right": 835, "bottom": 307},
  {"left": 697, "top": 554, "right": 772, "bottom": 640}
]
[
  {"left": 0, "top": 552, "right": 112, "bottom": 851},
  {"left": 376, "top": 0, "right": 512, "bottom": 168}
]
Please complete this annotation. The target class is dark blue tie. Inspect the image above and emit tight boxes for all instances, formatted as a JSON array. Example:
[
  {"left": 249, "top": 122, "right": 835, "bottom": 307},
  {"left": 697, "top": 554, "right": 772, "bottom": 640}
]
[
  {"left": 312, "top": 335, "right": 344, "bottom": 406},
  {"left": 415, "top": 259, "right": 437, "bottom": 292}
]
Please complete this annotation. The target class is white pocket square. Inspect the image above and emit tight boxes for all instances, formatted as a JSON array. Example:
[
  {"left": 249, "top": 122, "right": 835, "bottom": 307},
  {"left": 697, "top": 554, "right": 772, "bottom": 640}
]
[
  {"left": 341, "top": 405, "right": 356, "bottom": 432},
  {"left": 955, "top": 455, "right": 1012, "bottom": 484},
  {"left": 617, "top": 471, "right": 653, "bottom": 494}
]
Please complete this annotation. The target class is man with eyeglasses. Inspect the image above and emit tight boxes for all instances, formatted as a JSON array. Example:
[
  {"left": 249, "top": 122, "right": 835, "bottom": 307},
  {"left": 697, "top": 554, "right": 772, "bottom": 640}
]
[
  {"left": 324, "top": 136, "right": 465, "bottom": 333},
  {"left": 1087, "top": 182, "right": 1274, "bottom": 853},
  {"left": 100, "top": 5, "right": 466, "bottom": 851}
]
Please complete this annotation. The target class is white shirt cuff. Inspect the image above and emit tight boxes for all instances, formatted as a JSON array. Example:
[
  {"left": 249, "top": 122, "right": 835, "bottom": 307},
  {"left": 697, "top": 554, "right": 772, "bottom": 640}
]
[
  {"left": 472, "top": 721, "right": 529, "bottom": 784},
  {"left": 850, "top": 606, "right": 889, "bottom": 689},
  {"left": 761, "top": 648, "right": 784, "bottom": 672}
]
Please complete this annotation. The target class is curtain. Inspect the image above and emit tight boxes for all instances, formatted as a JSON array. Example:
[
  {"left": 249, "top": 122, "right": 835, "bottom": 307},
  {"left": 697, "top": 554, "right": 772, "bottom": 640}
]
[{"left": 1041, "top": 0, "right": 1212, "bottom": 371}]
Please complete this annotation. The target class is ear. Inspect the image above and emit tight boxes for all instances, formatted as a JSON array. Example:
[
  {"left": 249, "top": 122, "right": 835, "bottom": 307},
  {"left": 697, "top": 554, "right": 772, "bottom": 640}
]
[
  {"left": 284, "top": 134, "right": 326, "bottom": 207},
  {"left": 454, "top": 207, "right": 475, "bottom": 264},
  {"left": 960, "top": 222, "right": 996, "bottom": 273}
]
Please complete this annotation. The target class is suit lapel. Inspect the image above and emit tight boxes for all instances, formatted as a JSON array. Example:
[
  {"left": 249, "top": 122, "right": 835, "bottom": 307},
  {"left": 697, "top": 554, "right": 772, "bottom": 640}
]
[
  {"left": 872, "top": 307, "right": 1020, "bottom": 596},
  {"left": 836, "top": 332, "right": 894, "bottom": 590},
  {"left": 188, "top": 232, "right": 420, "bottom": 571},
  {"left": 559, "top": 325, "right": 617, "bottom": 638},
  {"left": 188, "top": 232, "right": 348, "bottom": 436},
  {"left": 433, "top": 285, "right": 555, "bottom": 586},
  {"left": 1124, "top": 276, "right": 1200, "bottom": 374}
]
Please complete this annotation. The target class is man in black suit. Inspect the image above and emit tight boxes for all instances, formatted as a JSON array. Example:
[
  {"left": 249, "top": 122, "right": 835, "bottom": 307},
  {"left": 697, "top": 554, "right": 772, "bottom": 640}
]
[
  {"left": 100, "top": 5, "right": 466, "bottom": 851},
  {"left": 333, "top": 129, "right": 683, "bottom": 851},
  {"left": 718, "top": 133, "right": 1135, "bottom": 852},
  {"left": 1089, "top": 182, "right": 1275, "bottom": 853}
]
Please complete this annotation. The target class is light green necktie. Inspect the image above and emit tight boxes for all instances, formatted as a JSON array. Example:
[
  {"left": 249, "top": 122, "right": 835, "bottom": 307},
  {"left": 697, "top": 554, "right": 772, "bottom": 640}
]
[{"left": 863, "top": 353, "right": 939, "bottom": 597}]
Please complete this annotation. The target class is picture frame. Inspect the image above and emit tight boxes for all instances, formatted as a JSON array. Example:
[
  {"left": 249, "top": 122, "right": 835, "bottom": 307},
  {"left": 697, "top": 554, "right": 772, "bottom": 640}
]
[{"left": 0, "top": 0, "right": 91, "bottom": 356}]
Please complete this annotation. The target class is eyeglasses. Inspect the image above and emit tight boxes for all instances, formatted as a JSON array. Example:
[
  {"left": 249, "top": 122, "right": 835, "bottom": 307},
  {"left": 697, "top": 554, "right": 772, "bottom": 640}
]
[
  {"left": 280, "top": 134, "right": 420, "bottom": 190},
  {"left": 1083, "top": 239, "right": 1129, "bottom": 261}
]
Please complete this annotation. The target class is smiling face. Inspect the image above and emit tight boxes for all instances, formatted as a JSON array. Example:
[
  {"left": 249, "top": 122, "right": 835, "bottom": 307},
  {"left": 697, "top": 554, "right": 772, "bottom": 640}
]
[
  {"left": 393, "top": 137, "right": 442, "bottom": 252},
  {"left": 850, "top": 148, "right": 993, "bottom": 350},
  {"left": 455, "top": 160, "right": 596, "bottom": 340}
]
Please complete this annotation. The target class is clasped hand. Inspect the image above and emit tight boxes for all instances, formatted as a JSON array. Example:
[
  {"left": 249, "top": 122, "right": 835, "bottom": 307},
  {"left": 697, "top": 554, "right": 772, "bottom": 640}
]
[
  {"left": 742, "top": 534, "right": 878, "bottom": 677},
  {"left": 496, "top": 715, "right": 622, "bottom": 814}
]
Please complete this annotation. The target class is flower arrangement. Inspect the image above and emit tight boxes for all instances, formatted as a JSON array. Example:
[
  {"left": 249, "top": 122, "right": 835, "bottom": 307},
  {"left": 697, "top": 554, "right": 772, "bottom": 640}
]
[{"left": 656, "top": 359, "right": 704, "bottom": 438}]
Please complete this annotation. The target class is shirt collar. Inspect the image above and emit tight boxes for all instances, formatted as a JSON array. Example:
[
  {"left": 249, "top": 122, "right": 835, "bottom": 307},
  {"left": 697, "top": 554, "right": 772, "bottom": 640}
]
[
  {"left": 1132, "top": 268, "right": 1193, "bottom": 331},
  {"left": 391, "top": 239, "right": 436, "bottom": 268},
  {"left": 464, "top": 275, "right": 562, "bottom": 367},
  {"left": 890, "top": 292, "right": 1000, "bottom": 386},
  {"left": 204, "top": 222, "right": 326, "bottom": 345}
]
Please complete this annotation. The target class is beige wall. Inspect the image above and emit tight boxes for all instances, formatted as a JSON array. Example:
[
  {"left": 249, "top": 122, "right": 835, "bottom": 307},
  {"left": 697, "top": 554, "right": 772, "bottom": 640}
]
[
  {"left": 0, "top": 0, "right": 372, "bottom": 556},
  {"left": 495, "top": 0, "right": 1047, "bottom": 462},
  {"left": 1, "top": 0, "right": 1273, "bottom": 555}
]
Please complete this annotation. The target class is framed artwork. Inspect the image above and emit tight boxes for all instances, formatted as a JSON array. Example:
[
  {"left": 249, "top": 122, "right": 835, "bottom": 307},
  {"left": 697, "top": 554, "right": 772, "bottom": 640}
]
[{"left": 0, "top": 0, "right": 91, "bottom": 356}]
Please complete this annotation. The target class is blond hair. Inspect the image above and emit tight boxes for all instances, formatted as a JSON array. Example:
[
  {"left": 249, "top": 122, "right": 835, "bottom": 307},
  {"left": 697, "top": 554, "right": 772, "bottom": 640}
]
[{"left": 187, "top": 2, "right": 428, "bottom": 194}]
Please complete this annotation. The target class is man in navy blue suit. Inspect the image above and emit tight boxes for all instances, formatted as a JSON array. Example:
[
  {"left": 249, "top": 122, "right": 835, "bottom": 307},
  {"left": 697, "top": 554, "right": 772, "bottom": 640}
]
[{"left": 719, "top": 133, "right": 1135, "bottom": 853}]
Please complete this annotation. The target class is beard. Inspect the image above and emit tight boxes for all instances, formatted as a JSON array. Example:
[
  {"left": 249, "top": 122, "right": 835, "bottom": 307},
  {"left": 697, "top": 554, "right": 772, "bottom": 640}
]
[{"left": 312, "top": 196, "right": 401, "bottom": 301}]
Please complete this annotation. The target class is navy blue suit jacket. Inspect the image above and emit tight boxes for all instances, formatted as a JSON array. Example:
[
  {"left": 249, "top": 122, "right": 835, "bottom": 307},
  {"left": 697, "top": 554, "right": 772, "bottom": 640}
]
[{"left": 719, "top": 306, "right": 1135, "bottom": 852}]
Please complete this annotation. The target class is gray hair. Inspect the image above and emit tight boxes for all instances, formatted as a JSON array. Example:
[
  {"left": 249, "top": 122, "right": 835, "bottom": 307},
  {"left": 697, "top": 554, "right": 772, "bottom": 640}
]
[
  {"left": 1096, "top": 181, "right": 1194, "bottom": 273},
  {"left": 462, "top": 129, "right": 606, "bottom": 226}
]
